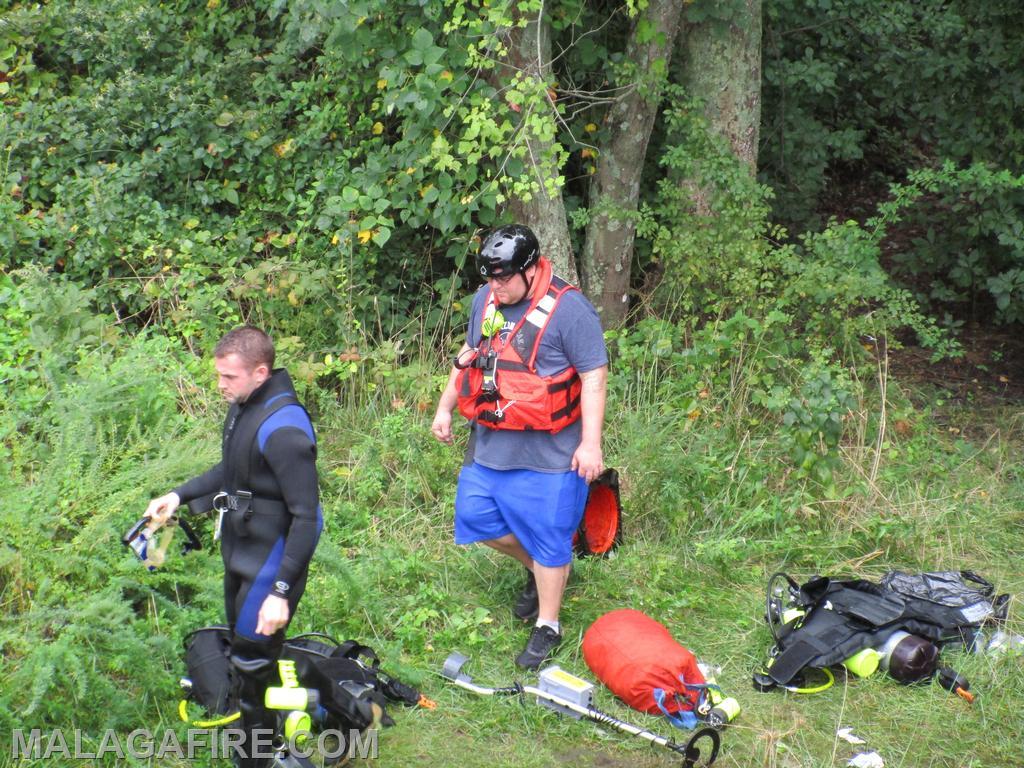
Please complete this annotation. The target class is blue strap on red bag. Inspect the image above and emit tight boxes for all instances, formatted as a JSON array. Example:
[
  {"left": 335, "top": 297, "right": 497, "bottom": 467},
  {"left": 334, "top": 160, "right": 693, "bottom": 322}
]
[{"left": 652, "top": 686, "right": 699, "bottom": 729}]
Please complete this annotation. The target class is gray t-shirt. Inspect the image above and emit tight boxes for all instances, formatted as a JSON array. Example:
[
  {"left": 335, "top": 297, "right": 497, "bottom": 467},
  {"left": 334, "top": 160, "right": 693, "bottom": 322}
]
[{"left": 462, "top": 280, "right": 608, "bottom": 472}]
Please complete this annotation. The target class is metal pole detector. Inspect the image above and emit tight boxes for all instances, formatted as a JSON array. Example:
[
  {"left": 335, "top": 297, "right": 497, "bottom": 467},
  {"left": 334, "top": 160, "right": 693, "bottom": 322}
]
[{"left": 441, "top": 652, "right": 720, "bottom": 768}]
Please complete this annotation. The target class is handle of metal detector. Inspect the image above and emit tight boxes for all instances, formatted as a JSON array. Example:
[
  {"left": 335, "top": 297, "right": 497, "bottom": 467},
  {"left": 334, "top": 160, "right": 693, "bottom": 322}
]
[{"left": 441, "top": 652, "right": 470, "bottom": 683}]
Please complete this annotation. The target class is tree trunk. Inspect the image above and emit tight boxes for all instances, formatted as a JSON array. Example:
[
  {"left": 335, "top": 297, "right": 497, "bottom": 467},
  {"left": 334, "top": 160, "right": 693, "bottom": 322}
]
[
  {"left": 677, "top": 0, "right": 763, "bottom": 173},
  {"left": 492, "top": 9, "right": 577, "bottom": 283},
  {"left": 580, "top": 0, "right": 685, "bottom": 326}
]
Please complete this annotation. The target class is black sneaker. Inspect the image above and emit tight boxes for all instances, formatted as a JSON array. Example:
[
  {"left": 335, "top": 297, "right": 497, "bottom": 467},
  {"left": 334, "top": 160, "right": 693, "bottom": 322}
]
[
  {"left": 513, "top": 570, "right": 539, "bottom": 622},
  {"left": 515, "top": 624, "right": 561, "bottom": 669}
]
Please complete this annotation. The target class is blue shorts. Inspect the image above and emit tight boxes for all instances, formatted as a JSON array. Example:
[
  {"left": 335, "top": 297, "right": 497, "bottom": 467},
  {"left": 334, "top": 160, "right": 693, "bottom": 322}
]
[{"left": 454, "top": 463, "right": 589, "bottom": 567}]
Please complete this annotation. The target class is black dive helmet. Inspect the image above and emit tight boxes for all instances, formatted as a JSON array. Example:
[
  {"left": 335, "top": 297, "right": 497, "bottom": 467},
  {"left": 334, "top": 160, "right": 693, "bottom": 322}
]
[{"left": 476, "top": 224, "right": 540, "bottom": 280}]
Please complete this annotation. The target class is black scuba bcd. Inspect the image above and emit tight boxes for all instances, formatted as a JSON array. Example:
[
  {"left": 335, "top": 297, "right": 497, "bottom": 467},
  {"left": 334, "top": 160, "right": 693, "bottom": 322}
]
[{"left": 763, "top": 571, "right": 1006, "bottom": 687}]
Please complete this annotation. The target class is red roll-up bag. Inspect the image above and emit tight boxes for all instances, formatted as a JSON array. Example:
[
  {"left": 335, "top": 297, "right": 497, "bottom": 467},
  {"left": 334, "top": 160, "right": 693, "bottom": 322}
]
[{"left": 582, "top": 609, "right": 706, "bottom": 729}]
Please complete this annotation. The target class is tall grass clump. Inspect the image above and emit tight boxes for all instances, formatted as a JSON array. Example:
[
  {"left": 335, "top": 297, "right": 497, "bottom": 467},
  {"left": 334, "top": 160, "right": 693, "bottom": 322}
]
[{"left": 0, "top": 269, "right": 223, "bottom": 739}]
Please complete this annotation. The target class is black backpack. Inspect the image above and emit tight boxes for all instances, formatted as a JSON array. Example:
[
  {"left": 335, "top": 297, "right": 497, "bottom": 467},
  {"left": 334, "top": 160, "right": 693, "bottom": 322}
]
[{"left": 180, "top": 626, "right": 422, "bottom": 731}]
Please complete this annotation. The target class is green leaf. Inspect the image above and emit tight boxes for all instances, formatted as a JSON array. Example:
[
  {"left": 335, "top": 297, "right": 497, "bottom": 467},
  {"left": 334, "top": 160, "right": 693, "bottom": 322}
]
[
  {"left": 423, "top": 46, "right": 445, "bottom": 66},
  {"left": 636, "top": 18, "right": 655, "bottom": 44},
  {"left": 438, "top": 209, "right": 455, "bottom": 233},
  {"left": 411, "top": 28, "right": 433, "bottom": 52},
  {"left": 372, "top": 227, "right": 391, "bottom": 247},
  {"left": 215, "top": 111, "right": 235, "bottom": 127}
]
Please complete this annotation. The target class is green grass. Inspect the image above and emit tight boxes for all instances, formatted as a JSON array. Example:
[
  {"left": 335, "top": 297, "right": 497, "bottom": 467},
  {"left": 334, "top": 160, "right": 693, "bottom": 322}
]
[
  {"left": 2, "top": 357, "right": 1023, "bottom": 768},
  {"left": 293, "top": 396, "right": 1024, "bottom": 768}
]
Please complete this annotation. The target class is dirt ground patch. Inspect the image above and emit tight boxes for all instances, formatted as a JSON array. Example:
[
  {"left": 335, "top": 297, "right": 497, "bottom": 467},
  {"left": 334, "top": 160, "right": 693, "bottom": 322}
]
[{"left": 889, "top": 323, "right": 1024, "bottom": 407}]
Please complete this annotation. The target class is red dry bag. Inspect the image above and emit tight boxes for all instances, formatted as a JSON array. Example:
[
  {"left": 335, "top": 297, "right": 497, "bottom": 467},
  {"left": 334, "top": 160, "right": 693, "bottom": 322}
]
[{"left": 582, "top": 609, "right": 706, "bottom": 728}]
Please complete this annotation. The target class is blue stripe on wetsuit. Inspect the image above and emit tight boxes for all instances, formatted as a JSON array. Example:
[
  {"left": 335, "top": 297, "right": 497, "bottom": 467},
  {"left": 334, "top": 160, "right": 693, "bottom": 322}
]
[
  {"left": 235, "top": 536, "right": 286, "bottom": 639},
  {"left": 257, "top": 403, "right": 316, "bottom": 451},
  {"left": 235, "top": 402, "right": 321, "bottom": 637},
  {"left": 257, "top": 401, "right": 322, "bottom": 550}
]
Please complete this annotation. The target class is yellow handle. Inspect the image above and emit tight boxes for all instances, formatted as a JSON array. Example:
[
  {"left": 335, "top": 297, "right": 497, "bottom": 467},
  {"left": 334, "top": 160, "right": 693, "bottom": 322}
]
[{"left": 266, "top": 686, "right": 312, "bottom": 711}]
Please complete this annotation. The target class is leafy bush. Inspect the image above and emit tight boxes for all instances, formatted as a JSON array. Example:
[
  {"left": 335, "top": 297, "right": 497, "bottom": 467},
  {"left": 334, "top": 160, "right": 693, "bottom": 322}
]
[
  {"left": 761, "top": 0, "right": 1024, "bottom": 228},
  {"left": 760, "top": 0, "right": 1024, "bottom": 327},
  {"left": 606, "top": 310, "right": 853, "bottom": 509},
  {"left": 2, "top": 0, "right": 603, "bottom": 352},
  {"left": 636, "top": 96, "right": 955, "bottom": 370},
  {"left": 0, "top": 0, "right": 617, "bottom": 392},
  {"left": 889, "top": 164, "right": 1024, "bottom": 324},
  {"left": 638, "top": 99, "right": 776, "bottom": 320},
  {"left": 0, "top": 299, "right": 220, "bottom": 735}
]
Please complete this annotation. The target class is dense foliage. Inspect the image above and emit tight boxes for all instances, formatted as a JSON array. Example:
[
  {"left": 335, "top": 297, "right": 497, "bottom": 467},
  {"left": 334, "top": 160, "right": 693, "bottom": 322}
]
[
  {"left": 760, "top": 0, "right": 1024, "bottom": 324},
  {"left": 9, "top": 0, "right": 1019, "bottom": 343},
  {"left": 1, "top": 0, "right": 654, "bottom": 346}
]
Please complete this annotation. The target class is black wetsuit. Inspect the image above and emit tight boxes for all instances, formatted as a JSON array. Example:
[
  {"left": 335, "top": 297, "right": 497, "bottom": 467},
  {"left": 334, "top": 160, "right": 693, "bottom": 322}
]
[{"left": 174, "top": 368, "right": 322, "bottom": 763}]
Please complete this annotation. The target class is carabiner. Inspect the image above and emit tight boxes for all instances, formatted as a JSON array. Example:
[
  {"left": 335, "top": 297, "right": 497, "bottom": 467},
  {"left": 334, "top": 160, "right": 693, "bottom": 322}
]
[{"left": 452, "top": 347, "right": 480, "bottom": 370}]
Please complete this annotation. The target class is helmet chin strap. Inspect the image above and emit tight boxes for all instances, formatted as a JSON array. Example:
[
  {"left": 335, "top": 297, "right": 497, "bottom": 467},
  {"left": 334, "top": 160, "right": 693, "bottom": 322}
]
[{"left": 521, "top": 266, "right": 535, "bottom": 299}]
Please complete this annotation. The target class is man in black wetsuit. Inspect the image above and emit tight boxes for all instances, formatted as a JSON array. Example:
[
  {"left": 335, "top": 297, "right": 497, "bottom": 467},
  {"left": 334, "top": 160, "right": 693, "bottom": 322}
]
[{"left": 146, "top": 326, "right": 322, "bottom": 767}]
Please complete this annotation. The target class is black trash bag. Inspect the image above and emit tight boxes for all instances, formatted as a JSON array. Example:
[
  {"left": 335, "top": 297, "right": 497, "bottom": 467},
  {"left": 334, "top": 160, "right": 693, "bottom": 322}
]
[{"left": 880, "top": 570, "right": 1008, "bottom": 634}]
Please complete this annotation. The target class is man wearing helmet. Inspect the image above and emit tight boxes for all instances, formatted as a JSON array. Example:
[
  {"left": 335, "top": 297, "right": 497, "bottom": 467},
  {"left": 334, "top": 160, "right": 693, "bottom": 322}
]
[{"left": 432, "top": 224, "right": 608, "bottom": 669}]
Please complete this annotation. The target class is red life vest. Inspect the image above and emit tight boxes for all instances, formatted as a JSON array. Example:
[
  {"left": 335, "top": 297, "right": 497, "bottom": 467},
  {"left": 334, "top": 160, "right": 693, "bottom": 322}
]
[{"left": 456, "top": 257, "right": 582, "bottom": 433}]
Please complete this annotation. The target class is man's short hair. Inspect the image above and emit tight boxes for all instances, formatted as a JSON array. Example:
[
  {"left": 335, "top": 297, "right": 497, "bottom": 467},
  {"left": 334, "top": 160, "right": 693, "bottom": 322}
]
[{"left": 214, "top": 326, "right": 275, "bottom": 371}]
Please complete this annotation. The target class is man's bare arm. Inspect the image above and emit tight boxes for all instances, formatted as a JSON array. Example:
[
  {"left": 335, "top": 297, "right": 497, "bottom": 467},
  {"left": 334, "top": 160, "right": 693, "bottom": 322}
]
[{"left": 572, "top": 365, "right": 607, "bottom": 482}]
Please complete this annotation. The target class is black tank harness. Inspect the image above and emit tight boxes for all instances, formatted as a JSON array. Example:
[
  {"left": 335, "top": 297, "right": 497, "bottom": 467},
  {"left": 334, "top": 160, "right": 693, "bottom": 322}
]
[{"left": 764, "top": 571, "right": 1002, "bottom": 686}]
